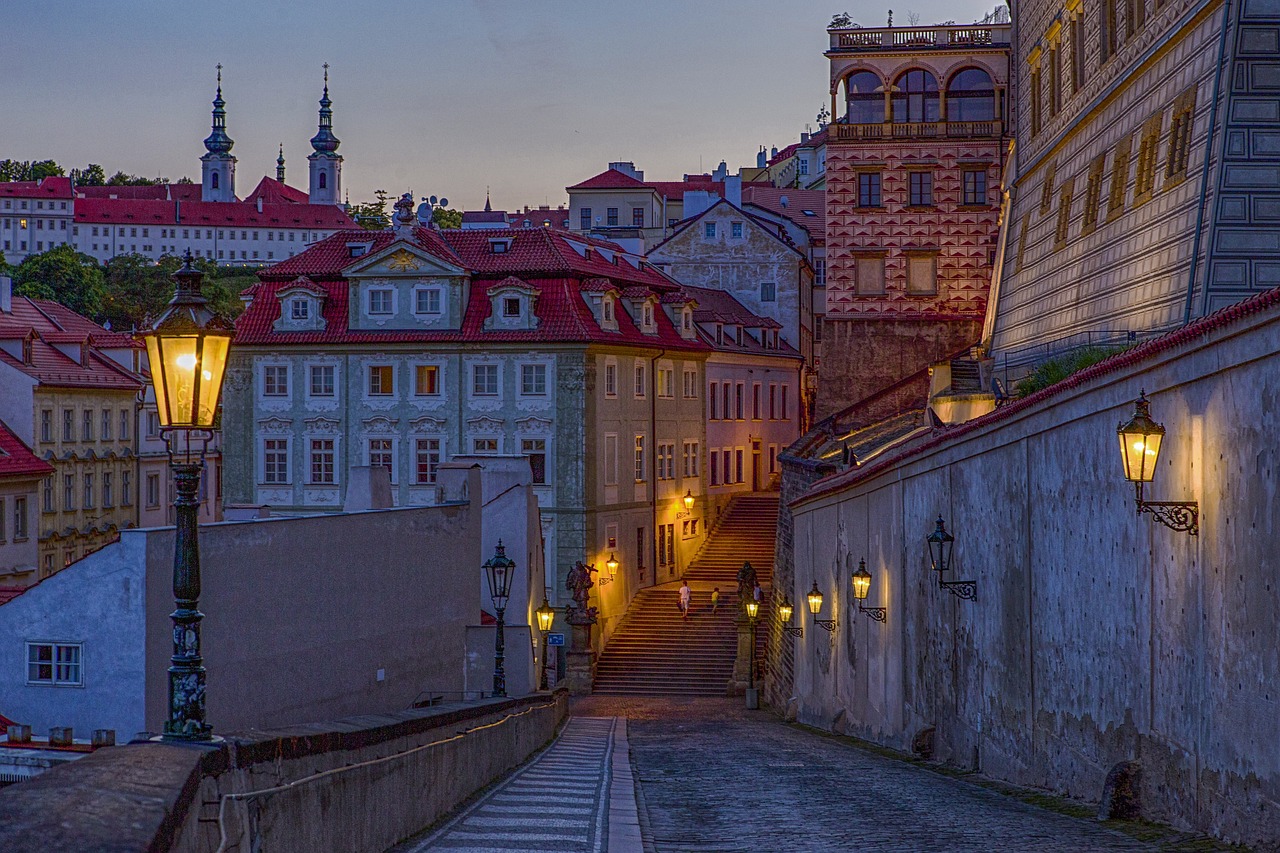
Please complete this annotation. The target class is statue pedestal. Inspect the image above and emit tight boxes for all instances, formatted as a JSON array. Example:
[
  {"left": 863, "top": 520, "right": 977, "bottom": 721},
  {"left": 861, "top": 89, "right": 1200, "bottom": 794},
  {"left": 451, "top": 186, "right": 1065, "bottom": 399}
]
[
  {"left": 728, "top": 617, "right": 754, "bottom": 696},
  {"left": 567, "top": 614, "right": 597, "bottom": 695}
]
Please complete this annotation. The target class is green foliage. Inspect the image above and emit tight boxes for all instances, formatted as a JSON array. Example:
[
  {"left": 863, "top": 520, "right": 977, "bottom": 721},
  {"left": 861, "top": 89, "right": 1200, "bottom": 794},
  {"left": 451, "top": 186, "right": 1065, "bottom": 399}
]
[
  {"left": 100, "top": 253, "right": 182, "bottom": 331},
  {"left": 106, "top": 171, "right": 164, "bottom": 186},
  {"left": 1014, "top": 347, "right": 1125, "bottom": 397},
  {"left": 0, "top": 159, "right": 64, "bottom": 182},
  {"left": 350, "top": 189, "right": 391, "bottom": 230},
  {"left": 71, "top": 164, "right": 106, "bottom": 186},
  {"left": 432, "top": 207, "right": 463, "bottom": 230},
  {"left": 12, "top": 244, "right": 108, "bottom": 319}
]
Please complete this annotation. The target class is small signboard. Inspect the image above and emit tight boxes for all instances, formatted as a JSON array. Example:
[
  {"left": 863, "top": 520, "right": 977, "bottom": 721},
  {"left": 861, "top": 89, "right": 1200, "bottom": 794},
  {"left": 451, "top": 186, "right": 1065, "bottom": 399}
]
[{"left": 546, "top": 632, "right": 566, "bottom": 646}]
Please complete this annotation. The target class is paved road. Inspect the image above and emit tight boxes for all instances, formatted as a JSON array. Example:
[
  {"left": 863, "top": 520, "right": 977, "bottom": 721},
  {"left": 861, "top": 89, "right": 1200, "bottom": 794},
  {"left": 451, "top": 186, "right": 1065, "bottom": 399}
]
[
  {"left": 399, "top": 715, "right": 641, "bottom": 853},
  {"left": 574, "top": 696, "right": 1155, "bottom": 853}
]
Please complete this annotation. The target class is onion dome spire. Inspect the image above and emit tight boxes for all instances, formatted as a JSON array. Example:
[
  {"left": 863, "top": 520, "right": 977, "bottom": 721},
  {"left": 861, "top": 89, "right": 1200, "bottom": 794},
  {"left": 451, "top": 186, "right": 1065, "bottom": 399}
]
[
  {"left": 310, "top": 63, "right": 341, "bottom": 154},
  {"left": 203, "top": 64, "right": 234, "bottom": 155},
  {"left": 276, "top": 144, "right": 285, "bottom": 182}
]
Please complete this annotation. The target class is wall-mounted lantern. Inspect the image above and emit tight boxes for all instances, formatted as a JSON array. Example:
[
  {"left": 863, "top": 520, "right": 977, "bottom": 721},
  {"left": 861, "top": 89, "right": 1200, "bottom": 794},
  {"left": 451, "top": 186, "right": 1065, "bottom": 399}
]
[
  {"left": 927, "top": 517, "right": 976, "bottom": 601},
  {"left": 777, "top": 597, "right": 803, "bottom": 637},
  {"left": 683, "top": 489, "right": 695, "bottom": 511},
  {"left": 605, "top": 552, "right": 620, "bottom": 576},
  {"left": 1116, "top": 391, "right": 1199, "bottom": 535},
  {"left": 850, "top": 558, "right": 887, "bottom": 623},
  {"left": 807, "top": 581, "right": 837, "bottom": 632}
]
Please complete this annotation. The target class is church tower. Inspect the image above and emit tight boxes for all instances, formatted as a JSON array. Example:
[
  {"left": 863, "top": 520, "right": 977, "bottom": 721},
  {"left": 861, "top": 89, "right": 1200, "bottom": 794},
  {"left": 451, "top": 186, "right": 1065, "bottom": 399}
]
[
  {"left": 200, "top": 65, "right": 236, "bottom": 202},
  {"left": 308, "top": 65, "right": 342, "bottom": 206},
  {"left": 276, "top": 144, "right": 286, "bottom": 183}
]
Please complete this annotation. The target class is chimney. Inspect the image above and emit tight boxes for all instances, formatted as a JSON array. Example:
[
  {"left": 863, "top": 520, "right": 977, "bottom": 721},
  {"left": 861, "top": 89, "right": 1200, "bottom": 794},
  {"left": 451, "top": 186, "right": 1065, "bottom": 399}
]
[
  {"left": 725, "top": 175, "right": 742, "bottom": 208},
  {"left": 92, "top": 729, "right": 116, "bottom": 748},
  {"left": 49, "top": 726, "right": 73, "bottom": 747},
  {"left": 81, "top": 337, "right": 92, "bottom": 368},
  {"left": 801, "top": 131, "right": 811, "bottom": 144},
  {"left": 7, "top": 724, "right": 31, "bottom": 743},
  {"left": 0, "top": 274, "right": 11, "bottom": 314},
  {"left": 713, "top": 160, "right": 728, "bottom": 182},
  {"left": 607, "top": 161, "right": 643, "bottom": 181},
  {"left": 770, "top": 146, "right": 778, "bottom": 159},
  {"left": 757, "top": 147, "right": 767, "bottom": 169}
]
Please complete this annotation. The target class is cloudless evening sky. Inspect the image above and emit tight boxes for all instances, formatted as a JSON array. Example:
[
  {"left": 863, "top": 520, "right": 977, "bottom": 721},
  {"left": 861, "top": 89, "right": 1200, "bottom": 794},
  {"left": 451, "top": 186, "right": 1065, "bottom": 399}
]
[{"left": 4, "top": 0, "right": 996, "bottom": 211}]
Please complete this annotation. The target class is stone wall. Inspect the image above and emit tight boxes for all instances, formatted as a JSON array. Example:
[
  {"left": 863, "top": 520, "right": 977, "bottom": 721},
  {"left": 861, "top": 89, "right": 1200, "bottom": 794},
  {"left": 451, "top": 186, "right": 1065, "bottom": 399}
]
[{"left": 781, "top": 292, "right": 1280, "bottom": 846}]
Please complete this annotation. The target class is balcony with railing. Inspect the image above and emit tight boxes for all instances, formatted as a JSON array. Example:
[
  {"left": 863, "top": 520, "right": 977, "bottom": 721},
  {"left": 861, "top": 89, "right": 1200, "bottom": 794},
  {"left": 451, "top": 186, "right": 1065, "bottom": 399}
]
[
  {"left": 827, "top": 23, "right": 1011, "bottom": 53},
  {"left": 830, "top": 120, "right": 1004, "bottom": 142}
]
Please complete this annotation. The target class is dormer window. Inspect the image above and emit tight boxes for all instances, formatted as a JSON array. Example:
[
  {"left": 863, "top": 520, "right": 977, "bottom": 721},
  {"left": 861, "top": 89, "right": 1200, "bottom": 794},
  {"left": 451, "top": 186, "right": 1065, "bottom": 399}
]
[
  {"left": 715, "top": 324, "right": 723, "bottom": 345},
  {"left": 503, "top": 297, "right": 521, "bottom": 317},
  {"left": 290, "top": 298, "right": 309, "bottom": 320},
  {"left": 643, "top": 304, "right": 654, "bottom": 328},
  {"left": 347, "top": 242, "right": 372, "bottom": 258},
  {"left": 603, "top": 298, "right": 615, "bottom": 323},
  {"left": 682, "top": 308, "right": 692, "bottom": 332},
  {"left": 489, "top": 238, "right": 512, "bottom": 254}
]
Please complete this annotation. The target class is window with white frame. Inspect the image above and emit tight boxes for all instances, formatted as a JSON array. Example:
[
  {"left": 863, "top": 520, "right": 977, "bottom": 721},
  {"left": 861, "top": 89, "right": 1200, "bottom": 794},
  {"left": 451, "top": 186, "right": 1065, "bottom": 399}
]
[
  {"left": 472, "top": 364, "right": 499, "bottom": 396},
  {"left": 415, "top": 288, "right": 442, "bottom": 314},
  {"left": 414, "top": 438, "right": 442, "bottom": 484},
  {"left": 368, "top": 439, "right": 393, "bottom": 475},
  {"left": 310, "top": 365, "right": 335, "bottom": 397},
  {"left": 657, "top": 442, "right": 675, "bottom": 479},
  {"left": 604, "top": 362, "right": 617, "bottom": 397},
  {"left": 522, "top": 438, "right": 547, "bottom": 484},
  {"left": 309, "top": 439, "right": 336, "bottom": 484},
  {"left": 657, "top": 368, "right": 675, "bottom": 398},
  {"left": 634, "top": 435, "right": 646, "bottom": 482},
  {"left": 263, "top": 365, "right": 289, "bottom": 396},
  {"left": 682, "top": 441, "right": 699, "bottom": 477},
  {"left": 634, "top": 363, "right": 646, "bottom": 397},
  {"left": 290, "top": 298, "right": 309, "bottom": 320},
  {"left": 101, "top": 409, "right": 112, "bottom": 441},
  {"left": 368, "top": 365, "right": 394, "bottom": 396},
  {"left": 683, "top": 369, "right": 698, "bottom": 398},
  {"left": 520, "top": 363, "right": 548, "bottom": 396},
  {"left": 264, "top": 438, "right": 289, "bottom": 484},
  {"left": 415, "top": 365, "right": 440, "bottom": 396},
  {"left": 705, "top": 222, "right": 717, "bottom": 238},
  {"left": 502, "top": 297, "right": 521, "bottom": 318},
  {"left": 473, "top": 437, "right": 499, "bottom": 454},
  {"left": 642, "top": 303, "right": 654, "bottom": 328},
  {"left": 146, "top": 472, "right": 160, "bottom": 506},
  {"left": 708, "top": 382, "right": 718, "bottom": 418},
  {"left": 731, "top": 221, "right": 744, "bottom": 238},
  {"left": 368, "top": 289, "right": 393, "bottom": 315},
  {"left": 27, "top": 642, "right": 81, "bottom": 686}
]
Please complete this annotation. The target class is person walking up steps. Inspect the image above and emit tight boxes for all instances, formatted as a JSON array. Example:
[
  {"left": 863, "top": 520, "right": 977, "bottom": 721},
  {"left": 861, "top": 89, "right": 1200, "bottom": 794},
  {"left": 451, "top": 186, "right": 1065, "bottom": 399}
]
[
  {"left": 680, "top": 580, "right": 692, "bottom": 620},
  {"left": 711, "top": 587, "right": 721, "bottom": 613}
]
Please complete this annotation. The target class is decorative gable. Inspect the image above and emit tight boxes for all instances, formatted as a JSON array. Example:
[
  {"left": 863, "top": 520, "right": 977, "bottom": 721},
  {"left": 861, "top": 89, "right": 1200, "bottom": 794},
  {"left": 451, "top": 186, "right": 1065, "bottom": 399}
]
[
  {"left": 273, "top": 277, "right": 328, "bottom": 333},
  {"left": 485, "top": 276, "right": 540, "bottom": 331}
]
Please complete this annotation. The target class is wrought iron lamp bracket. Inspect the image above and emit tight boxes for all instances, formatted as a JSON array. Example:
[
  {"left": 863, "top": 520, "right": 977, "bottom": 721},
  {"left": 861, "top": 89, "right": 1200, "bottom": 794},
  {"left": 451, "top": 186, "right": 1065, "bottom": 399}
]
[
  {"left": 939, "top": 579, "right": 978, "bottom": 601},
  {"left": 1135, "top": 483, "right": 1199, "bottom": 535},
  {"left": 781, "top": 624, "right": 804, "bottom": 637},
  {"left": 813, "top": 618, "right": 838, "bottom": 633},
  {"left": 858, "top": 605, "right": 888, "bottom": 623}
]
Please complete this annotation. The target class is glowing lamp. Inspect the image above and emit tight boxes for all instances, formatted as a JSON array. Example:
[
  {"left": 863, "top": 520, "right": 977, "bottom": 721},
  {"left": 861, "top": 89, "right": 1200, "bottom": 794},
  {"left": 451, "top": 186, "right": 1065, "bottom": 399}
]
[
  {"left": 807, "top": 581, "right": 824, "bottom": 615},
  {"left": 1117, "top": 391, "right": 1165, "bottom": 483},
  {"left": 536, "top": 598, "right": 555, "bottom": 633},
  {"left": 851, "top": 559, "right": 872, "bottom": 600},
  {"left": 683, "top": 490, "right": 695, "bottom": 511},
  {"left": 745, "top": 598, "right": 760, "bottom": 620}
]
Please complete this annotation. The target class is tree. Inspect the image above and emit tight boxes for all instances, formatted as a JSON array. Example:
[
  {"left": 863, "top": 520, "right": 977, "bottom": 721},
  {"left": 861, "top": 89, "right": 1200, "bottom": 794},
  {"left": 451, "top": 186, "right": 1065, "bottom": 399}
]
[
  {"left": 829, "top": 12, "right": 854, "bottom": 27},
  {"left": 100, "top": 253, "right": 181, "bottom": 331},
  {"left": 432, "top": 207, "right": 462, "bottom": 230},
  {"left": 72, "top": 164, "right": 106, "bottom": 186},
  {"left": 0, "top": 159, "right": 64, "bottom": 182},
  {"left": 12, "top": 245, "right": 108, "bottom": 319},
  {"left": 106, "top": 171, "right": 164, "bottom": 186},
  {"left": 350, "top": 188, "right": 391, "bottom": 230}
]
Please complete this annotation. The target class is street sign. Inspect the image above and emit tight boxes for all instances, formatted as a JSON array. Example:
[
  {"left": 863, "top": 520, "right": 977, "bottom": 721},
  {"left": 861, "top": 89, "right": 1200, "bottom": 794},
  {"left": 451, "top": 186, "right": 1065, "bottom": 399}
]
[{"left": 546, "top": 632, "right": 565, "bottom": 646}]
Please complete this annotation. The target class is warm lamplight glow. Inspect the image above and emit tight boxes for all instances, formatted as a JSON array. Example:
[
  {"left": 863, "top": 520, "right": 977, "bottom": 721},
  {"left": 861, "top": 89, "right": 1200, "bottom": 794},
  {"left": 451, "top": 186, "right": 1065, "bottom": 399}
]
[
  {"left": 536, "top": 598, "right": 555, "bottom": 633},
  {"left": 851, "top": 559, "right": 872, "bottom": 600},
  {"left": 807, "top": 582, "right": 824, "bottom": 615},
  {"left": 778, "top": 598, "right": 794, "bottom": 623},
  {"left": 1117, "top": 392, "right": 1165, "bottom": 483},
  {"left": 605, "top": 553, "right": 619, "bottom": 574},
  {"left": 145, "top": 333, "right": 231, "bottom": 429},
  {"left": 745, "top": 599, "right": 760, "bottom": 620},
  {"left": 682, "top": 490, "right": 695, "bottom": 511}
]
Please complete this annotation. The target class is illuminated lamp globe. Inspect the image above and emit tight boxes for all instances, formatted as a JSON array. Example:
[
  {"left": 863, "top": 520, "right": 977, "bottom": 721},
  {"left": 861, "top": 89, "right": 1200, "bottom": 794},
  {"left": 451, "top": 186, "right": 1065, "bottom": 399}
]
[
  {"left": 851, "top": 559, "right": 872, "bottom": 600},
  {"left": 807, "top": 582, "right": 824, "bottom": 616},
  {"left": 1117, "top": 391, "right": 1165, "bottom": 483}
]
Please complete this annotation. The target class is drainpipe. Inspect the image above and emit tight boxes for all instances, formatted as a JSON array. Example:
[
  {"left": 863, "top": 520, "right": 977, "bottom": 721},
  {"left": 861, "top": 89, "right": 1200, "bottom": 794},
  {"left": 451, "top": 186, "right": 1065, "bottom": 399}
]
[{"left": 1184, "top": 0, "right": 1233, "bottom": 325}]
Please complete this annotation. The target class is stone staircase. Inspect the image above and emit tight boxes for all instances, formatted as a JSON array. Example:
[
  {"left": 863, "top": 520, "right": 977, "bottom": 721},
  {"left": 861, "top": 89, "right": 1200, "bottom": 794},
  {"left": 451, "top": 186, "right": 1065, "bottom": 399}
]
[{"left": 592, "top": 494, "right": 779, "bottom": 696}]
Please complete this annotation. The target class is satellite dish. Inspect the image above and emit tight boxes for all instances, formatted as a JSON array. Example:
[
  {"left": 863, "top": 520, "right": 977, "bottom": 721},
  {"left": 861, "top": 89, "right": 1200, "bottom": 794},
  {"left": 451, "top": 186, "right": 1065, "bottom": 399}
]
[
  {"left": 429, "top": 195, "right": 438, "bottom": 205},
  {"left": 416, "top": 203, "right": 433, "bottom": 224},
  {"left": 438, "top": 197, "right": 448, "bottom": 208}
]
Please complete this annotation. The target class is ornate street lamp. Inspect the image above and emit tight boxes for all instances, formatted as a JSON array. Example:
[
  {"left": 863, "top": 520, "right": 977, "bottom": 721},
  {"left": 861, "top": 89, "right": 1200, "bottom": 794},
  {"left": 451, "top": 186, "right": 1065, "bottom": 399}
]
[
  {"left": 535, "top": 597, "right": 555, "bottom": 691},
  {"left": 927, "top": 516, "right": 976, "bottom": 600},
  {"left": 483, "top": 541, "right": 516, "bottom": 697},
  {"left": 777, "top": 596, "right": 803, "bottom": 637},
  {"left": 1117, "top": 391, "right": 1199, "bottom": 535},
  {"left": 683, "top": 490, "right": 695, "bottom": 511},
  {"left": 850, "top": 558, "right": 887, "bottom": 623},
  {"left": 140, "top": 250, "right": 234, "bottom": 742},
  {"left": 605, "top": 552, "right": 619, "bottom": 576},
  {"left": 745, "top": 598, "right": 760, "bottom": 700},
  {"left": 807, "top": 581, "right": 837, "bottom": 632}
]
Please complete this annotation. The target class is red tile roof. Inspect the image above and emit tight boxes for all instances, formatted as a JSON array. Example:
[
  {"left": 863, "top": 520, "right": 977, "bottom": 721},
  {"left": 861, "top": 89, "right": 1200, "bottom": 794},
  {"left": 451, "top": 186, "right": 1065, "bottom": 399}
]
[
  {"left": 76, "top": 184, "right": 202, "bottom": 202},
  {"left": 244, "top": 177, "right": 310, "bottom": 206},
  {"left": 0, "top": 298, "right": 144, "bottom": 390},
  {"left": 0, "top": 421, "right": 53, "bottom": 480},
  {"left": 0, "top": 176, "right": 73, "bottom": 199},
  {"left": 74, "top": 197, "right": 355, "bottom": 230},
  {"left": 461, "top": 210, "right": 508, "bottom": 224},
  {"left": 567, "top": 169, "right": 651, "bottom": 191},
  {"left": 742, "top": 187, "right": 826, "bottom": 239},
  {"left": 566, "top": 170, "right": 732, "bottom": 203}
]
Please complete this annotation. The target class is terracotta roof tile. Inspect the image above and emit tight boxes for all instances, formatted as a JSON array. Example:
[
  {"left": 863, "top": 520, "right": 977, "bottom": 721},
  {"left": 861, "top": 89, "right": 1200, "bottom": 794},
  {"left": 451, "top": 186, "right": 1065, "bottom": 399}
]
[
  {"left": 74, "top": 197, "right": 355, "bottom": 229},
  {"left": 0, "top": 421, "right": 54, "bottom": 479},
  {"left": 0, "top": 176, "right": 73, "bottom": 198}
]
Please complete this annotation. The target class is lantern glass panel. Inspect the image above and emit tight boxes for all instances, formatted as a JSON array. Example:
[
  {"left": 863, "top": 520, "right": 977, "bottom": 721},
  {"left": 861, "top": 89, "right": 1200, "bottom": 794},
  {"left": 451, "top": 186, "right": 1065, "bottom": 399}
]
[
  {"left": 1118, "top": 427, "right": 1162, "bottom": 482},
  {"left": 778, "top": 600, "right": 794, "bottom": 623},
  {"left": 852, "top": 564, "right": 871, "bottom": 600},
  {"left": 746, "top": 599, "right": 760, "bottom": 620},
  {"left": 146, "top": 332, "right": 231, "bottom": 429},
  {"left": 807, "top": 584, "right": 824, "bottom": 615},
  {"left": 536, "top": 600, "right": 555, "bottom": 632}
]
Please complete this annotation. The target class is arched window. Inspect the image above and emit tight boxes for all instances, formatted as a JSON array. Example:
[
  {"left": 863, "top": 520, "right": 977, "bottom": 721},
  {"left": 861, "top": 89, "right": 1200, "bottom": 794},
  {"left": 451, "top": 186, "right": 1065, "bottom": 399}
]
[
  {"left": 844, "top": 71, "right": 883, "bottom": 124},
  {"left": 947, "top": 67, "right": 996, "bottom": 121},
  {"left": 891, "top": 69, "right": 939, "bottom": 123},
  {"left": 211, "top": 172, "right": 219, "bottom": 190},
  {"left": 319, "top": 172, "right": 327, "bottom": 190}
]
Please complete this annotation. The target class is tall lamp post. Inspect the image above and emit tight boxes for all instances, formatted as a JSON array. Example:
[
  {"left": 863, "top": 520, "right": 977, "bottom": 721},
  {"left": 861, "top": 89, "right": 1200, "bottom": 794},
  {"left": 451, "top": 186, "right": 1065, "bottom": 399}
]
[
  {"left": 536, "top": 597, "right": 555, "bottom": 691},
  {"left": 483, "top": 541, "right": 516, "bottom": 697},
  {"left": 745, "top": 598, "right": 760, "bottom": 709},
  {"left": 140, "top": 250, "right": 234, "bottom": 742}
]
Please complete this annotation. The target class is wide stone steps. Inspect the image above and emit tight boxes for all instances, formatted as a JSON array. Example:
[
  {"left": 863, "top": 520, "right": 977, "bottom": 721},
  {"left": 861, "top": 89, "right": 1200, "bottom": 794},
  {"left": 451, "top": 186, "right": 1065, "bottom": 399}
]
[{"left": 593, "top": 493, "right": 779, "bottom": 696}]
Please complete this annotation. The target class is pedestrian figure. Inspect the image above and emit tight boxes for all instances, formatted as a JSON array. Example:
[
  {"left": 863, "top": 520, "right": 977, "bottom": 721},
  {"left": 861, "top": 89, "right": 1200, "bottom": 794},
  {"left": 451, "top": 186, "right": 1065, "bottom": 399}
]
[
  {"left": 753, "top": 581, "right": 763, "bottom": 604},
  {"left": 711, "top": 587, "right": 721, "bottom": 613},
  {"left": 679, "top": 580, "right": 692, "bottom": 620}
]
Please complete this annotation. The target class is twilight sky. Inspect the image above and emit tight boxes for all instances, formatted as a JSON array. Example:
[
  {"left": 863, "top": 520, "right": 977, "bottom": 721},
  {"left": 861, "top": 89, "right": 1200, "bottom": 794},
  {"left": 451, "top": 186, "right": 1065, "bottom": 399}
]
[{"left": 5, "top": 0, "right": 995, "bottom": 211}]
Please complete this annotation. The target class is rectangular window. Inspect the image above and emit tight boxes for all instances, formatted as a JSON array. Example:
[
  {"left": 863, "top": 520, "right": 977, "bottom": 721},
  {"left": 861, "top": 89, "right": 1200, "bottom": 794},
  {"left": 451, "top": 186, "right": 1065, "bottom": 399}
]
[
  {"left": 658, "top": 524, "right": 667, "bottom": 567},
  {"left": 521, "top": 363, "right": 548, "bottom": 396},
  {"left": 709, "top": 382, "right": 719, "bottom": 419},
  {"left": 604, "top": 433, "right": 618, "bottom": 485},
  {"left": 82, "top": 410, "right": 93, "bottom": 442},
  {"left": 735, "top": 382, "right": 745, "bottom": 419},
  {"left": 415, "top": 438, "right": 441, "bottom": 484},
  {"left": 368, "top": 439, "right": 393, "bottom": 474},
  {"left": 1108, "top": 134, "right": 1133, "bottom": 221},
  {"left": 636, "top": 526, "right": 646, "bottom": 571},
  {"left": 1133, "top": 112, "right": 1163, "bottom": 205},
  {"left": 657, "top": 368, "right": 675, "bottom": 398},
  {"left": 752, "top": 383, "right": 762, "bottom": 419},
  {"left": 1125, "top": 0, "right": 1145, "bottom": 39},
  {"left": 302, "top": 364, "right": 333, "bottom": 397},
  {"left": 415, "top": 365, "right": 440, "bottom": 396},
  {"left": 665, "top": 523, "right": 675, "bottom": 566},
  {"left": 1166, "top": 87, "right": 1197, "bottom": 184},
  {"left": 710, "top": 450, "right": 720, "bottom": 485},
  {"left": 632, "top": 207, "right": 645, "bottom": 227},
  {"left": 683, "top": 369, "right": 698, "bottom": 398},
  {"left": 634, "top": 363, "right": 646, "bottom": 397},
  {"left": 606, "top": 207, "right": 619, "bottom": 226},
  {"left": 82, "top": 473, "right": 94, "bottom": 509},
  {"left": 1082, "top": 154, "right": 1107, "bottom": 235},
  {"left": 962, "top": 170, "right": 988, "bottom": 205},
  {"left": 473, "top": 438, "right": 499, "bottom": 454},
  {"left": 122, "top": 470, "right": 131, "bottom": 506},
  {"left": 1030, "top": 63, "right": 1042, "bottom": 136},
  {"left": 858, "top": 173, "right": 882, "bottom": 207},
  {"left": 634, "top": 435, "right": 646, "bottom": 482},
  {"left": 604, "top": 362, "right": 617, "bottom": 397},
  {"left": 472, "top": 363, "right": 499, "bottom": 396},
  {"left": 43, "top": 476, "right": 53, "bottom": 513},
  {"left": 769, "top": 445, "right": 778, "bottom": 473},
  {"left": 1049, "top": 41, "right": 1061, "bottom": 117},
  {"left": 908, "top": 172, "right": 933, "bottom": 206},
  {"left": 121, "top": 409, "right": 130, "bottom": 440},
  {"left": 1101, "top": 0, "right": 1116, "bottom": 62},
  {"left": 855, "top": 255, "right": 886, "bottom": 295},
  {"left": 0, "top": 498, "right": 6, "bottom": 540},
  {"left": 309, "top": 439, "right": 336, "bottom": 484},
  {"left": 27, "top": 643, "right": 82, "bottom": 686},
  {"left": 101, "top": 409, "right": 112, "bottom": 441},
  {"left": 415, "top": 288, "right": 442, "bottom": 314},
  {"left": 1015, "top": 213, "right": 1031, "bottom": 272},
  {"left": 580, "top": 207, "right": 592, "bottom": 229},
  {"left": 731, "top": 221, "right": 744, "bottom": 238},
  {"left": 63, "top": 474, "right": 74, "bottom": 510},
  {"left": 102, "top": 473, "right": 113, "bottom": 508},
  {"left": 761, "top": 281, "right": 776, "bottom": 302},
  {"left": 263, "top": 365, "right": 289, "bottom": 396},
  {"left": 657, "top": 442, "right": 675, "bottom": 479},
  {"left": 13, "top": 496, "right": 27, "bottom": 539},
  {"left": 781, "top": 385, "right": 789, "bottom": 420},
  {"left": 682, "top": 441, "right": 699, "bottom": 477},
  {"left": 705, "top": 222, "right": 717, "bottom": 238},
  {"left": 368, "top": 365, "right": 394, "bottom": 396},
  {"left": 722, "top": 449, "right": 732, "bottom": 483},
  {"left": 263, "top": 438, "right": 289, "bottom": 484},
  {"left": 723, "top": 383, "right": 731, "bottom": 420},
  {"left": 40, "top": 410, "right": 51, "bottom": 442},
  {"left": 735, "top": 449, "right": 744, "bottom": 483},
  {"left": 503, "top": 297, "right": 521, "bottom": 317},
  {"left": 521, "top": 438, "right": 547, "bottom": 484},
  {"left": 146, "top": 472, "right": 160, "bottom": 507},
  {"left": 368, "top": 289, "right": 393, "bottom": 314},
  {"left": 290, "top": 299, "right": 309, "bottom": 320},
  {"left": 1054, "top": 177, "right": 1075, "bottom": 248}
]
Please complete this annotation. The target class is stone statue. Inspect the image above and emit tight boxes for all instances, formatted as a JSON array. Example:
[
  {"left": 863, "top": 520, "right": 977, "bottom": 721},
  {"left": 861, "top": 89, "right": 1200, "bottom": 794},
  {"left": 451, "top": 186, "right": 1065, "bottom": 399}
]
[
  {"left": 565, "top": 561, "right": 598, "bottom": 624},
  {"left": 736, "top": 561, "right": 758, "bottom": 606}
]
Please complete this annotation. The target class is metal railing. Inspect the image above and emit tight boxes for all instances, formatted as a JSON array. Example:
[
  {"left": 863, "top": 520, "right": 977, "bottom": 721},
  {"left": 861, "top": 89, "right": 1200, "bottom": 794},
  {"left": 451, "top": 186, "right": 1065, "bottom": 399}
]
[
  {"left": 830, "top": 120, "right": 1003, "bottom": 141},
  {"left": 829, "top": 23, "right": 1011, "bottom": 51}
]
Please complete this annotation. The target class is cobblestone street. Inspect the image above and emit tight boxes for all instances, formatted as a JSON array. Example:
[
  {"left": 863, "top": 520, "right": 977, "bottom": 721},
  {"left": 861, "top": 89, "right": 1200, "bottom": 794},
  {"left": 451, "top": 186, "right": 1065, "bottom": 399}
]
[{"left": 572, "top": 697, "right": 1156, "bottom": 853}]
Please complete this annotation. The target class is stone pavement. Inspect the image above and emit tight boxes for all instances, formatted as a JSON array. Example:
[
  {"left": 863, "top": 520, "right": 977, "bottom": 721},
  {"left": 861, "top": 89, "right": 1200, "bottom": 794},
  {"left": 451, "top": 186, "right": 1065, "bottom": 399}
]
[
  {"left": 396, "top": 715, "right": 642, "bottom": 853},
  {"left": 573, "top": 696, "right": 1157, "bottom": 853}
]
